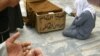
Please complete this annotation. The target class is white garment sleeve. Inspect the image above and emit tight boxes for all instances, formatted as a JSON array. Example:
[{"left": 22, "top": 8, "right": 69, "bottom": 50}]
[{"left": 0, "top": 42, "right": 8, "bottom": 56}]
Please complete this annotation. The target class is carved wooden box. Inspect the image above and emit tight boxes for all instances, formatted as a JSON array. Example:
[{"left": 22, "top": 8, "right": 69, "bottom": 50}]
[
  {"left": 26, "top": 0, "right": 66, "bottom": 33},
  {"left": 35, "top": 11, "right": 66, "bottom": 33}
]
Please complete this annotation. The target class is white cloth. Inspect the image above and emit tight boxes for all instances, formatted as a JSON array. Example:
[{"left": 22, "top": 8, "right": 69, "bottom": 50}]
[
  {"left": 0, "top": 42, "right": 7, "bottom": 56},
  {"left": 64, "top": 6, "right": 73, "bottom": 14},
  {"left": 75, "top": 0, "right": 95, "bottom": 17}
]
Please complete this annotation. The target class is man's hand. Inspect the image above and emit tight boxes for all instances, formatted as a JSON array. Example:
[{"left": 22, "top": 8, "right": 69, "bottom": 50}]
[
  {"left": 6, "top": 32, "right": 31, "bottom": 56},
  {"left": 5, "top": 32, "right": 43, "bottom": 56},
  {"left": 8, "top": 0, "right": 20, "bottom": 7}
]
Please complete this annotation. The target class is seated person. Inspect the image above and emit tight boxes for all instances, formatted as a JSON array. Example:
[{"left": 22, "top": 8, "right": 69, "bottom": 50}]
[{"left": 63, "top": 0, "right": 96, "bottom": 40}]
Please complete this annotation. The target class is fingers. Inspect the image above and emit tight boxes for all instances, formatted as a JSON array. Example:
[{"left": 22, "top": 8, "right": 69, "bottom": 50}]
[
  {"left": 33, "top": 48, "right": 43, "bottom": 56},
  {"left": 26, "top": 49, "right": 35, "bottom": 56},
  {"left": 26, "top": 48, "right": 43, "bottom": 56},
  {"left": 24, "top": 46, "right": 43, "bottom": 56},
  {"left": 23, "top": 46, "right": 31, "bottom": 52},
  {"left": 6, "top": 32, "right": 20, "bottom": 43},
  {"left": 21, "top": 42, "right": 31, "bottom": 48},
  {"left": 22, "top": 42, "right": 32, "bottom": 56},
  {"left": 14, "top": 41, "right": 31, "bottom": 48},
  {"left": 23, "top": 44, "right": 44, "bottom": 56},
  {"left": 24, "top": 50, "right": 30, "bottom": 56},
  {"left": 12, "top": 41, "right": 32, "bottom": 56}
]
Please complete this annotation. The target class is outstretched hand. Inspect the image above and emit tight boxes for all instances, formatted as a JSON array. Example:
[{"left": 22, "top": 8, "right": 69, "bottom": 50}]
[
  {"left": 6, "top": 32, "right": 43, "bottom": 56},
  {"left": 6, "top": 32, "right": 31, "bottom": 56}
]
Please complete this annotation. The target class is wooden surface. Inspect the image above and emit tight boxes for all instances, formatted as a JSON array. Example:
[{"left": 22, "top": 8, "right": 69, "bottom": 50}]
[{"left": 26, "top": 0, "right": 62, "bottom": 13}]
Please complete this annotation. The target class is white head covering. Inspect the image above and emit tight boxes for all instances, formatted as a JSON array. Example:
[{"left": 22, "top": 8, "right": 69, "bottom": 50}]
[{"left": 75, "top": 0, "right": 95, "bottom": 17}]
